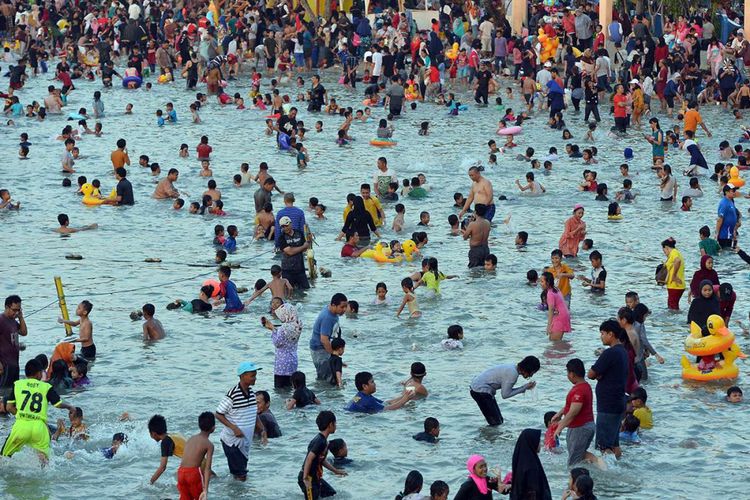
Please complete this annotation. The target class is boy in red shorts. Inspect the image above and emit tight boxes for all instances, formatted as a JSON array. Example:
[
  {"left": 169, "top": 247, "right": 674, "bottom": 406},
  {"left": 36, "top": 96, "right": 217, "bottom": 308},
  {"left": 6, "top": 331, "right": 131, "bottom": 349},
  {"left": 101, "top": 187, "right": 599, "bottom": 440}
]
[{"left": 177, "top": 412, "right": 215, "bottom": 500}]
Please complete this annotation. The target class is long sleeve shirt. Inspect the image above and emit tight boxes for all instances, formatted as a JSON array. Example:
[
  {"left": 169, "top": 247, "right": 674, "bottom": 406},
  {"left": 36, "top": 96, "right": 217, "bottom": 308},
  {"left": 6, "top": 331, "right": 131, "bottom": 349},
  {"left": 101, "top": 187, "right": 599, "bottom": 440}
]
[{"left": 470, "top": 364, "right": 526, "bottom": 398}]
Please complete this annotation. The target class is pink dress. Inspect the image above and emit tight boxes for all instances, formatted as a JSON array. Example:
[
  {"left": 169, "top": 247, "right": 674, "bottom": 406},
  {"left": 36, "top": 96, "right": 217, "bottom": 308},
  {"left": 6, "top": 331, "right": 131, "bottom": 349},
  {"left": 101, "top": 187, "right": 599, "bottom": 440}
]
[{"left": 547, "top": 289, "right": 571, "bottom": 333}]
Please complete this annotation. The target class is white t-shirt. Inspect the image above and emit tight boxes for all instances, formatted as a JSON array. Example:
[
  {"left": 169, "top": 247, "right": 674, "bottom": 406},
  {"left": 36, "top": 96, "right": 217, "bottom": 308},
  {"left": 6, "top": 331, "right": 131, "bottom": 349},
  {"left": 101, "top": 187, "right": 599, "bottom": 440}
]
[
  {"left": 372, "top": 51, "right": 383, "bottom": 76},
  {"left": 128, "top": 3, "right": 141, "bottom": 20}
]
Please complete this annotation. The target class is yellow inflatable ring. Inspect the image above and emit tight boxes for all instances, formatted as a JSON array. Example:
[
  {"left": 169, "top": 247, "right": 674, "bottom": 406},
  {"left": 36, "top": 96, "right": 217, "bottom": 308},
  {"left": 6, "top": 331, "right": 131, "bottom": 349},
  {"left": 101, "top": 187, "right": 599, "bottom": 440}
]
[
  {"left": 81, "top": 183, "right": 115, "bottom": 206},
  {"left": 684, "top": 317, "right": 735, "bottom": 357}
]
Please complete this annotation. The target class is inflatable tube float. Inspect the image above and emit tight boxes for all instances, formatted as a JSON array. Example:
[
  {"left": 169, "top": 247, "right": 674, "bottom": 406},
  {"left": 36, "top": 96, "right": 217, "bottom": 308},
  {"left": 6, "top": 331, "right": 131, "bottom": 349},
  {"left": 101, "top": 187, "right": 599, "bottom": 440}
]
[
  {"left": 81, "top": 183, "right": 116, "bottom": 206},
  {"left": 360, "top": 243, "right": 402, "bottom": 263},
  {"left": 266, "top": 113, "right": 281, "bottom": 119},
  {"left": 278, "top": 133, "right": 291, "bottom": 151},
  {"left": 370, "top": 139, "right": 397, "bottom": 147},
  {"left": 497, "top": 126, "right": 522, "bottom": 136},
  {"left": 122, "top": 76, "right": 143, "bottom": 89},
  {"left": 202, "top": 279, "right": 221, "bottom": 298},
  {"left": 684, "top": 317, "right": 735, "bottom": 357},
  {"left": 82, "top": 52, "right": 99, "bottom": 67},
  {"left": 607, "top": 215, "right": 623, "bottom": 221},
  {"left": 682, "top": 343, "right": 744, "bottom": 381}
]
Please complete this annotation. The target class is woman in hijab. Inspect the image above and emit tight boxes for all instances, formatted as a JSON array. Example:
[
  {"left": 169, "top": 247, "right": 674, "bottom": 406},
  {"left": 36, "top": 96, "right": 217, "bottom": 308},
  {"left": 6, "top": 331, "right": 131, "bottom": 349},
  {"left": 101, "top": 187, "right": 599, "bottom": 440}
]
[
  {"left": 688, "top": 255, "right": 720, "bottom": 302},
  {"left": 340, "top": 196, "right": 380, "bottom": 243},
  {"left": 262, "top": 303, "right": 302, "bottom": 389},
  {"left": 510, "top": 429, "right": 551, "bottom": 500},
  {"left": 50, "top": 341, "right": 76, "bottom": 369},
  {"left": 687, "top": 279, "right": 721, "bottom": 332},
  {"left": 559, "top": 205, "right": 586, "bottom": 258},
  {"left": 454, "top": 454, "right": 507, "bottom": 499}
]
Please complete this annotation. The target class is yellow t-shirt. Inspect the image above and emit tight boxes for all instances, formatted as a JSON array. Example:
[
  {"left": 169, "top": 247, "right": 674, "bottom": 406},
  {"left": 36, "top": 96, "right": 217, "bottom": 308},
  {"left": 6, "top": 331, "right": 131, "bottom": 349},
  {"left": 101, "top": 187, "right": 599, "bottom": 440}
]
[
  {"left": 545, "top": 264, "right": 573, "bottom": 297},
  {"left": 665, "top": 248, "right": 685, "bottom": 289},
  {"left": 633, "top": 406, "right": 653, "bottom": 430},
  {"left": 363, "top": 197, "right": 383, "bottom": 227}
]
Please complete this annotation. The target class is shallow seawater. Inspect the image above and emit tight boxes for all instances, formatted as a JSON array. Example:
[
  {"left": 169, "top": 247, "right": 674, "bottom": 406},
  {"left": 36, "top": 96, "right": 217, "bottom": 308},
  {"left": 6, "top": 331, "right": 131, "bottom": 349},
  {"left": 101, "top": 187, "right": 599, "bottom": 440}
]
[{"left": 1, "top": 67, "right": 749, "bottom": 500}]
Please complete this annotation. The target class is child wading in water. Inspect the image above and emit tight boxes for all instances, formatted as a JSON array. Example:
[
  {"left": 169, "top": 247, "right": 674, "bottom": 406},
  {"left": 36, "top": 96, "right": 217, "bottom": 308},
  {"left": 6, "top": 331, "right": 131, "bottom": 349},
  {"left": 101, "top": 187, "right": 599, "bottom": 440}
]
[
  {"left": 396, "top": 277, "right": 421, "bottom": 318},
  {"left": 57, "top": 300, "right": 96, "bottom": 359},
  {"left": 177, "top": 412, "right": 215, "bottom": 500}
]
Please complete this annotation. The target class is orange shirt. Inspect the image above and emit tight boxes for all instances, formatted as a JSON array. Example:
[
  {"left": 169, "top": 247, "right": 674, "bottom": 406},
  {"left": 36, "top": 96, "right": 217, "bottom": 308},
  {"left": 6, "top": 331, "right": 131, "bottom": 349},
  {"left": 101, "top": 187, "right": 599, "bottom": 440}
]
[
  {"left": 111, "top": 149, "right": 130, "bottom": 168},
  {"left": 683, "top": 109, "right": 701, "bottom": 133},
  {"left": 545, "top": 263, "right": 573, "bottom": 297}
]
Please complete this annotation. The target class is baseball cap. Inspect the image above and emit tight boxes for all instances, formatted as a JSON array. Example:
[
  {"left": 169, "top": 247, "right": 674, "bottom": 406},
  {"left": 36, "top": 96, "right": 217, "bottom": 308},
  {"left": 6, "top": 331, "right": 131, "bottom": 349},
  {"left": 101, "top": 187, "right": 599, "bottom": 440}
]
[
  {"left": 279, "top": 216, "right": 292, "bottom": 226},
  {"left": 629, "top": 79, "right": 639, "bottom": 84},
  {"left": 237, "top": 361, "right": 261, "bottom": 375},
  {"left": 544, "top": 61, "right": 552, "bottom": 68}
]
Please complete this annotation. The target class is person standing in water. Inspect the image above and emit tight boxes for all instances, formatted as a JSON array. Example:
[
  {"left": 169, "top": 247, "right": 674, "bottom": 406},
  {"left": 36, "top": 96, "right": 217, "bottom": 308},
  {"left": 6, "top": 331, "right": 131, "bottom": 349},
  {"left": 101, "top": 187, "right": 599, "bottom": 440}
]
[
  {"left": 463, "top": 203, "right": 491, "bottom": 268},
  {"left": 559, "top": 204, "right": 587, "bottom": 258},
  {"left": 468, "top": 356, "right": 540, "bottom": 426},
  {"left": 458, "top": 166, "right": 495, "bottom": 222}
]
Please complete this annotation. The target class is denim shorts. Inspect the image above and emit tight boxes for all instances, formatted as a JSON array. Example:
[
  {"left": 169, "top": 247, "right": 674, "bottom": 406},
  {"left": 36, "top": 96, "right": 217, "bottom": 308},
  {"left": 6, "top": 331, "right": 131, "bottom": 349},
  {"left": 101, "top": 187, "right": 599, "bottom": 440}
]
[{"left": 596, "top": 411, "right": 624, "bottom": 451}]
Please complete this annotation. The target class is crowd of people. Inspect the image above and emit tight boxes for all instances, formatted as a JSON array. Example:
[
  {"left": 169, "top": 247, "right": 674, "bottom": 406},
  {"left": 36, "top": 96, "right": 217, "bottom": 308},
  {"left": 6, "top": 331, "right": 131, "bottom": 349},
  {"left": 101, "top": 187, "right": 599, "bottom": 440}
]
[{"left": 0, "top": 0, "right": 749, "bottom": 499}]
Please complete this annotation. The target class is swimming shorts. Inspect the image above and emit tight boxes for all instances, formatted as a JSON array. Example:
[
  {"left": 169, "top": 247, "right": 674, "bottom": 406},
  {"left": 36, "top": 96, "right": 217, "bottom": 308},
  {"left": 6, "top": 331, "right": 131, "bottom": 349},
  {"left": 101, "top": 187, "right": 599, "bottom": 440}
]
[
  {"left": 484, "top": 203, "right": 496, "bottom": 222},
  {"left": 80, "top": 344, "right": 96, "bottom": 360},
  {"left": 467, "top": 244, "right": 490, "bottom": 268},
  {"left": 1, "top": 420, "right": 51, "bottom": 457},
  {"left": 177, "top": 466, "right": 204, "bottom": 500}
]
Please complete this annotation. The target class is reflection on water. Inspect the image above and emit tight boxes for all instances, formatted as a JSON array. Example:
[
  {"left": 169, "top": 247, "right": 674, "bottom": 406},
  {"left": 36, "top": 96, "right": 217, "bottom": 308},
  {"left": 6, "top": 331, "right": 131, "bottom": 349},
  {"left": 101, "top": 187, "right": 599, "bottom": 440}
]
[{"left": 0, "top": 68, "right": 749, "bottom": 499}]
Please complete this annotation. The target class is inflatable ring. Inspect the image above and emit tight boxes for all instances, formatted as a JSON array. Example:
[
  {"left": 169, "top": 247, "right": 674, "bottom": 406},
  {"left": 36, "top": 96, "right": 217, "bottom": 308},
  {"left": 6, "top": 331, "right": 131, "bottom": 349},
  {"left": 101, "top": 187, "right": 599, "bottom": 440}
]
[
  {"left": 685, "top": 317, "right": 735, "bottom": 357},
  {"left": 607, "top": 215, "right": 623, "bottom": 221},
  {"left": 82, "top": 52, "right": 99, "bottom": 67},
  {"left": 202, "top": 279, "right": 221, "bottom": 298},
  {"left": 457, "top": 104, "right": 468, "bottom": 111},
  {"left": 497, "top": 126, "right": 522, "bottom": 136},
  {"left": 68, "top": 113, "right": 86, "bottom": 121},
  {"left": 122, "top": 76, "right": 143, "bottom": 89},
  {"left": 81, "top": 183, "right": 116, "bottom": 206},
  {"left": 360, "top": 243, "right": 402, "bottom": 263},
  {"left": 370, "top": 139, "right": 397, "bottom": 147},
  {"left": 681, "top": 342, "right": 744, "bottom": 381},
  {"left": 278, "top": 133, "right": 291, "bottom": 150},
  {"left": 266, "top": 113, "right": 280, "bottom": 119}
]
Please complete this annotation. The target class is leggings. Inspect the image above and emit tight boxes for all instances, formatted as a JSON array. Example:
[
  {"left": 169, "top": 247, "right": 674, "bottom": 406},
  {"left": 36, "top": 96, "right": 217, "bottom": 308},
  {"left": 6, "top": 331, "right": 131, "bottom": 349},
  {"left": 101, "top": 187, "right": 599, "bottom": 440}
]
[
  {"left": 571, "top": 97, "right": 581, "bottom": 112},
  {"left": 667, "top": 287, "right": 684, "bottom": 310},
  {"left": 475, "top": 88, "right": 488, "bottom": 105}
]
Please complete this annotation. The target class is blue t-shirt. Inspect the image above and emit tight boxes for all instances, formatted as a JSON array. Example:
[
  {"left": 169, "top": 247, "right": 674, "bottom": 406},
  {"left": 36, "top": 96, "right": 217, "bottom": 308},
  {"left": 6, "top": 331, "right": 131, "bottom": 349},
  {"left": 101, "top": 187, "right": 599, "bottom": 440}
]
[
  {"left": 344, "top": 391, "right": 384, "bottom": 413},
  {"left": 101, "top": 447, "right": 115, "bottom": 459},
  {"left": 168, "top": 110, "right": 177, "bottom": 122},
  {"left": 310, "top": 306, "right": 340, "bottom": 350},
  {"left": 223, "top": 236, "right": 237, "bottom": 253},
  {"left": 221, "top": 280, "right": 244, "bottom": 312},
  {"left": 717, "top": 197, "right": 738, "bottom": 240},
  {"left": 157, "top": 116, "right": 165, "bottom": 127},
  {"left": 11, "top": 103, "right": 23, "bottom": 116}
]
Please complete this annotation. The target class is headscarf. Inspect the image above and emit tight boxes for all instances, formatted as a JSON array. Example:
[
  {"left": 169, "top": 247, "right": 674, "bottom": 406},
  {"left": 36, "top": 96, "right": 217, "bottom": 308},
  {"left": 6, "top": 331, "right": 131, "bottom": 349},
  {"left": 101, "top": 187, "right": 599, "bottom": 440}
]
[
  {"left": 275, "top": 303, "right": 302, "bottom": 342},
  {"left": 50, "top": 342, "right": 75, "bottom": 368},
  {"left": 466, "top": 454, "right": 489, "bottom": 495},
  {"left": 510, "top": 429, "right": 552, "bottom": 500},
  {"left": 687, "top": 279, "right": 721, "bottom": 330},
  {"left": 690, "top": 255, "right": 719, "bottom": 297}
]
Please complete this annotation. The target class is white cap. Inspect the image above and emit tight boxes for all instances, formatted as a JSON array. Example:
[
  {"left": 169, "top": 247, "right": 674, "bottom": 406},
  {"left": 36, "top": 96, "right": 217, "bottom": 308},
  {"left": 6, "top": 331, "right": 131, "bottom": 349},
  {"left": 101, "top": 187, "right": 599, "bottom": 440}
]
[
  {"left": 629, "top": 79, "right": 639, "bottom": 84},
  {"left": 279, "top": 216, "right": 292, "bottom": 226},
  {"left": 544, "top": 61, "right": 552, "bottom": 68}
]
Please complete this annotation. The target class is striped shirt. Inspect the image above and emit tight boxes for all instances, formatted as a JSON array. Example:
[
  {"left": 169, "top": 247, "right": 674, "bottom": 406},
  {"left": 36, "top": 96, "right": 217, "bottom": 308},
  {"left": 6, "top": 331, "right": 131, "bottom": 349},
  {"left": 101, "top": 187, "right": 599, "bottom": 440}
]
[{"left": 216, "top": 383, "right": 257, "bottom": 451}]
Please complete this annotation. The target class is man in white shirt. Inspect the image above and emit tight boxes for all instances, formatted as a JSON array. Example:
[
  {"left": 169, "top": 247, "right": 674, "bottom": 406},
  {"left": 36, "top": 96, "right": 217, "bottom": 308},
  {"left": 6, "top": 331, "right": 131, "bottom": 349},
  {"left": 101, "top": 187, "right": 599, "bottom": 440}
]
[
  {"left": 371, "top": 45, "right": 383, "bottom": 82},
  {"left": 128, "top": 0, "right": 141, "bottom": 21},
  {"left": 479, "top": 17, "right": 494, "bottom": 55}
]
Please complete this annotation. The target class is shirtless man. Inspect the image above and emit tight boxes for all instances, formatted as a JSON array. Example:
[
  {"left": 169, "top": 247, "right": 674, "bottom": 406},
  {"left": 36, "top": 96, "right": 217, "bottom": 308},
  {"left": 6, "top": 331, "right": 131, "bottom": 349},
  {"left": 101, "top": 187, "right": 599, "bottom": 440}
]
[
  {"left": 177, "top": 412, "right": 215, "bottom": 500},
  {"left": 44, "top": 85, "right": 63, "bottom": 113},
  {"left": 142, "top": 304, "right": 165, "bottom": 340},
  {"left": 463, "top": 203, "right": 492, "bottom": 268},
  {"left": 55, "top": 213, "right": 97, "bottom": 234},
  {"left": 255, "top": 202, "right": 275, "bottom": 240},
  {"left": 458, "top": 166, "right": 496, "bottom": 222},
  {"left": 153, "top": 168, "right": 180, "bottom": 199}
]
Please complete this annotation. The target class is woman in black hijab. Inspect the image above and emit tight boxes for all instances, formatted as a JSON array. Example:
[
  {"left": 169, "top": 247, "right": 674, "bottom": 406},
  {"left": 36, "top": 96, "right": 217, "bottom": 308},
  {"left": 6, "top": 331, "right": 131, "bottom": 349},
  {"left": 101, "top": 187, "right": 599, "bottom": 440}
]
[
  {"left": 510, "top": 429, "right": 551, "bottom": 500},
  {"left": 686, "top": 279, "right": 721, "bottom": 333},
  {"left": 340, "top": 196, "right": 379, "bottom": 243}
]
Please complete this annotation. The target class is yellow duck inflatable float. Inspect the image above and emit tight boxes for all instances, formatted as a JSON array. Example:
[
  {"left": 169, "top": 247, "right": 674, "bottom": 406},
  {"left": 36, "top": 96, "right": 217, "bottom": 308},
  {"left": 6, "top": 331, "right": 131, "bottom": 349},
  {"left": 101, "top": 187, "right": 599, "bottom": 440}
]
[
  {"left": 359, "top": 239, "right": 418, "bottom": 263},
  {"left": 728, "top": 166, "right": 745, "bottom": 187},
  {"left": 81, "top": 183, "right": 116, "bottom": 206},
  {"left": 681, "top": 315, "right": 746, "bottom": 381}
]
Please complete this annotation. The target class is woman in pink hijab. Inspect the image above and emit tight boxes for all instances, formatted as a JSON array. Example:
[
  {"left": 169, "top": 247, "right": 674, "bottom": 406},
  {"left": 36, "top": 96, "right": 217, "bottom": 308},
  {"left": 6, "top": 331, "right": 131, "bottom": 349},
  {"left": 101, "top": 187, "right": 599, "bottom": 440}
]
[
  {"left": 559, "top": 205, "right": 587, "bottom": 258},
  {"left": 453, "top": 454, "right": 509, "bottom": 499}
]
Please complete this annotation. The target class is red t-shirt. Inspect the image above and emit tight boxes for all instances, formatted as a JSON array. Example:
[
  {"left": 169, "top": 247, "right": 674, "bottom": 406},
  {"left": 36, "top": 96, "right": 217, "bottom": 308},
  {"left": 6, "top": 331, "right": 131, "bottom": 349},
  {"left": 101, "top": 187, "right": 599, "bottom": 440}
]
[
  {"left": 196, "top": 143, "right": 212, "bottom": 159},
  {"left": 341, "top": 244, "right": 356, "bottom": 257},
  {"left": 613, "top": 94, "right": 628, "bottom": 118},
  {"left": 564, "top": 382, "right": 594, "bottom": 428}
]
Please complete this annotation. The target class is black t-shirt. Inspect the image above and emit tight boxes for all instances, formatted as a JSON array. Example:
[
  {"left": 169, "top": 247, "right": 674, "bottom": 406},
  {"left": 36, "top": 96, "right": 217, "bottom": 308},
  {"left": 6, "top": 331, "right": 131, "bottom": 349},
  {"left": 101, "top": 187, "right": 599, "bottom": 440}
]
[
  {"left": 278, "top": 115, "right": 297, "bottom": 136},
  {"left": 413, "top": 431, "right": 437, "bottom": 443},
  {"left": 301, "top": 432, "right": 328, "bottom": 480},
  {"left": 116, "top": 178, "right": 135, "bottom": 205},
  {"left": 310, "top": 83, "right": 326, "bottom": 106},
  {"left": 476, "top": 69, "right": 492, "bottom": 89},
  {"left": 328, "top": 355, "right": 343, "bottom": 385},
  {"left": 278, "top": 230, "right": 305, "bottom": 272},
  {"left": 292, "top": 387, "right": 317, "bottom": 408},
  {"left": 129, "top": 54, "right": 143, "bottom": 74},
  {"left": 591, "top": 343, "right": 628, "bottom": 414},
  {"left": 382, "top": 54, "right": 394, "bottom": 77},
  {"left": 190, "top": 299, "right": 212, "bottom": 313},
  {"left": 160, "top": 435, "right": 175, "bottom": 457},
  {"left": 259, "top": 411, "right": 282, "bottom": 438}
]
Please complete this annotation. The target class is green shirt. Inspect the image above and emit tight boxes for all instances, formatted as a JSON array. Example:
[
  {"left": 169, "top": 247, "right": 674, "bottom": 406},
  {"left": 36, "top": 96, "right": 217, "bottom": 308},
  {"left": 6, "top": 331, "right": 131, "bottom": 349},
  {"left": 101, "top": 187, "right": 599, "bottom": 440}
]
[
  {"left": 699, "top": 238, "right": 720, "bottom": 256},
  {"left": 408, "top": 187, "right": 428, "bottom": 199}
]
